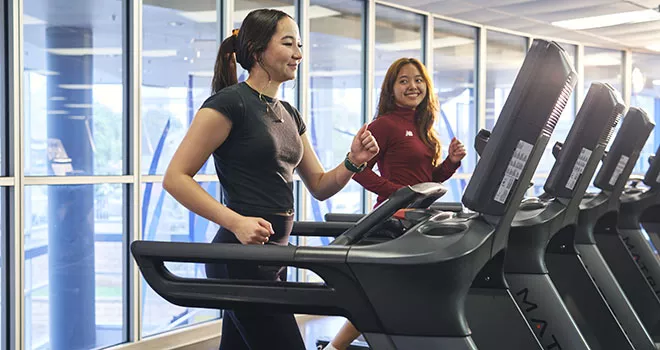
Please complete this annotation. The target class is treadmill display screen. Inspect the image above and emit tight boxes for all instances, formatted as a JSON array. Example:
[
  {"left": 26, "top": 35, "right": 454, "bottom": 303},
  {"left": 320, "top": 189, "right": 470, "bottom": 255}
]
[{"left": 462, "top": 39, "right": 577, "bottom": 216}]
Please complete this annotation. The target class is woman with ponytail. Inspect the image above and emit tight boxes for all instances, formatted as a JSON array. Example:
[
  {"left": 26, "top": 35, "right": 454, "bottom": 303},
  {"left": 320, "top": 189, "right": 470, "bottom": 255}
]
[
  {"left": 162, "top": 8, "right": 379, "bottom": 350},
  {"left": 323, "top": 58, "right": 466, "bottom": 350}
]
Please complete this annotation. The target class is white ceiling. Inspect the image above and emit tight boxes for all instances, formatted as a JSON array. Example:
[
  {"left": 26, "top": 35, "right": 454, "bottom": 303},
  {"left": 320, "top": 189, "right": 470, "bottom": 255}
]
[{"left": 404, "top": 0, "right": 660, "bottom": 52}]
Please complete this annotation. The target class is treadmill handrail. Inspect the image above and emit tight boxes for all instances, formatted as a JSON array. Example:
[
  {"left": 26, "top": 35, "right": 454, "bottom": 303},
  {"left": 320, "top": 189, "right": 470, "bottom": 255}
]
[
  {"left": 130, "top": 240, "right": 381, "bottom": 323},
  {"left": 292, "top": 221, "right": 354, "bottom": 236}
]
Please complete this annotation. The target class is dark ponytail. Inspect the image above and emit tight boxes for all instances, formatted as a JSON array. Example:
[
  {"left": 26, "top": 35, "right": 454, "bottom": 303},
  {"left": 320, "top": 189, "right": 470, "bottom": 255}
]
[
  {"left": 211, "top": 29, "right": 239, "bottom": 94},
  {"left": 211, "top": 9, "right": 291, "bottom": 94}
]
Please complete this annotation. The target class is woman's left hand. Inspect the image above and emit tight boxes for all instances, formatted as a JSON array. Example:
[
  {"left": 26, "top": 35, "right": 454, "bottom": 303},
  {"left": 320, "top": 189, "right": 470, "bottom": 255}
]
[
  {"left": 448, "top": 137, "right": 466, "bottom": 164},
  {"left": 349, "top": 124, "right": 379, "bottom": 165}
]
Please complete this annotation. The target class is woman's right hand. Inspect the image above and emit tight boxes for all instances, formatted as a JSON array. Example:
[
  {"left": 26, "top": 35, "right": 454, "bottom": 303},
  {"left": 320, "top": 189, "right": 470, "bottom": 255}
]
[{"left": 230, "top": 216, "right": 274, "bottom": 244}]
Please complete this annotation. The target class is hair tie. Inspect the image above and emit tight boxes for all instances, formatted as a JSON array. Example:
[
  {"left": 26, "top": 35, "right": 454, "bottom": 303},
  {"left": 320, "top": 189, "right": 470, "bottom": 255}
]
[{"left": 231, "top": 29, "right": 239, "bottom": 53}]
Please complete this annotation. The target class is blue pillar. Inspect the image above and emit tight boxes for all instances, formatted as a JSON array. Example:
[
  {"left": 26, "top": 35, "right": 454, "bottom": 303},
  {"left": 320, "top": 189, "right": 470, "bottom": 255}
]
[{"left": 46, "top": 26, "right": 96, "bottom": 350}]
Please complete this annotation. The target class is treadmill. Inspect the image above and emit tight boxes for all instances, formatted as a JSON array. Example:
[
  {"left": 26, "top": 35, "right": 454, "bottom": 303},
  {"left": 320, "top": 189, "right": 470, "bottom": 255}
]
[
  {"left": 478, "top": 82, "right": 625, "bottom": 350},
  {"left": 131, "top": 38, "right": 576, "bottom": 350},
  {"left": 599, "top": 143, "right": 660, "bottom": 341},
  {"left": 545, "top": 106, "right": 656, "bottom": 350}
]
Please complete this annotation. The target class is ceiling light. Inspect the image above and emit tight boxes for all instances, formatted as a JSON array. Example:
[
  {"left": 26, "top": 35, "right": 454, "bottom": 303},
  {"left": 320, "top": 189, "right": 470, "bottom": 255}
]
[
  {"left": 47, "top": 47, "right": 177, "bottom": 57},
  {"left": 631, "top": 67, "right": 646, "bottom": 94},
  {"left": 65, "top": 104, "right": 93, "bottom": 108},
  {"left": 653, "top": 80, "right": 660, "bottom": 86},
  {"left": 179, "top": 5, "right": 339, "bottom": 23},
  {"left": 58, "top": 84, "right": 94, "bottom": 90},
  {"left": 552, "top": 9, "right": 660, "bottom": 30},
  {"left": 647, "top": 43, "right": 660, "bottom": 52},
  {"left": 27, "top": 69, "right": 59, "bottom": 76},
  {"left": 23, "top": 14, "right": 45, "bottom": 25},
  {"left": 189, "top": 71, "right": 214, "bottom": 77}
]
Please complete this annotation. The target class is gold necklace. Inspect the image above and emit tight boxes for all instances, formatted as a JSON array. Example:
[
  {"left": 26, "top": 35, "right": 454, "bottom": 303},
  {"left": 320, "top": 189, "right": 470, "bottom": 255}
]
[{"left": 246, "top": 80, "right": 283, "bottom": 123}]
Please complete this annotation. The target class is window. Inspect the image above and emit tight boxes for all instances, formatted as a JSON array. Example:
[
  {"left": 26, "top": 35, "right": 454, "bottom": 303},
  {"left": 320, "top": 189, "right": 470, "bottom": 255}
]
[
  {"left": 0, "top": 0, "right": 5, "bottom": 176},
  {"left": 583, "top": 47, "right": 623, "bottom": 104},
  {"left": 24, "top": 184, "right": 126, "bottom": 349},
  {"left": 432, "top": 18, "right": 478, "bottom": 191},
  {"left": 140, "top": 182, "right": 220, "bottom": 337},
  {"left": 142, "top": 2, "right": 217, "bottom": 175},
  {"left": 233, "top": 0, "right": 297, "bottom": 106},
  {"left": 374, "top": 4, "right": 424, "bottom": 112},
  {"left": 631, "top": 52, "right": 660, "bottom": 174},
  {"left": 584, "top": 46, "right": 624, "bottom": 160},
  {"left": 485, "top": 31, "right": 527, "bottom": 130},
  {"left": 23, "top": 0, "right": 125, "bottom": 176},
  {"left": 0, "top": 187, "right": 4, "bottom": 349},
  {"left": 305, "top": 0, "right": 364, "bottom": 221}
]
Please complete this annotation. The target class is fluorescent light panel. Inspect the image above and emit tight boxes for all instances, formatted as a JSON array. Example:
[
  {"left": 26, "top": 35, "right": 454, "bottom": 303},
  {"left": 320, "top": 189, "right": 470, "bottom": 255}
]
[
  {"left": 179, "top": 5, "right": 340, "bottom": 23},
  {"left": 552, "top": 9, "right": 660, "bottom": 30},
  {"left": 47, "top": 48, "right": 177, "bottom": 57},
  {"left": 23, "top": 14, "right": 45, "bottom": 25},
  {"left": 647, "top": 43, "right": 660, "bottom": 52}
]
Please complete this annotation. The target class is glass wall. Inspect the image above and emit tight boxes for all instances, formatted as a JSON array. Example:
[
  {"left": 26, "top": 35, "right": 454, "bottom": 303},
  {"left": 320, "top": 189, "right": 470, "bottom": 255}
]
[
  {"left": 24, "top": 184, "right": 126, "bottom": 349},
  {"left": 432, "top": 19, "right": 477, "bottom": 202},
  {"left": 0, "top": 0, "right": 5, "bottom": 176},
  {"left": 583, "top": 47, "right": 623, "bottom": 104},
  {"left": 0, "top": 187, "right": 3, "bottom": 350},
  {"left": 140, "top": 182, "right": 220, "bottom": 337},
  {"left": 23, "top": 0, "right": 125, "bottom": 177},
  {"left": 142, "top": 1, "right": 217, "bottom": 175},
  {"left": 485, "top": 31, "right": 527, "bottom": 130},
  {"left": 305, "top": 0, "right": 364, "bottom": 221},
  {"left": 22, "top": 1, "right": 129, "bottom": 349},
  {"left": 631, "top": 52, "right": 660, "bottom": 174},
  {"left": 140, "top": 1, "right": 223, "bottom": 336},
  {"left": 583, "top": 46, "right": 624, "bottom": 180}
]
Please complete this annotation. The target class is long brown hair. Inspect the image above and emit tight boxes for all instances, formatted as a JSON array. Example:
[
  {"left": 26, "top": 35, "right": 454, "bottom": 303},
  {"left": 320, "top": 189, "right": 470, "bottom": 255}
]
[
  {"left": 376, "top": 58, "right": 442, "bottom": 166},
  {"left": 211, "top": 9, "right": 292, "bottom": 94}
]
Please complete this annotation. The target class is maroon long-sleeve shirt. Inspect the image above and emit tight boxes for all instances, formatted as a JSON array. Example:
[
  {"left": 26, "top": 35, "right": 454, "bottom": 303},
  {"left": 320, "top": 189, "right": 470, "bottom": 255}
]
[{"left": 353, "top": 106, "right": 460, "bottom": 208}]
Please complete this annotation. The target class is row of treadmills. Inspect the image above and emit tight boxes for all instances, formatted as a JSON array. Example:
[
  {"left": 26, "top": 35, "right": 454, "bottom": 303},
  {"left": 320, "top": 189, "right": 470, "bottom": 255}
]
[{"left": 131, "top": 39, "right": 660, "bottom": 349}]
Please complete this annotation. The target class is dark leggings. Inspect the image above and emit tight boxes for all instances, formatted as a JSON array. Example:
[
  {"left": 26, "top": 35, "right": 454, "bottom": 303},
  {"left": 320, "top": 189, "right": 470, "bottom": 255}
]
[{"left": 205, "top": 212, "right": 306, "bottom": 350}]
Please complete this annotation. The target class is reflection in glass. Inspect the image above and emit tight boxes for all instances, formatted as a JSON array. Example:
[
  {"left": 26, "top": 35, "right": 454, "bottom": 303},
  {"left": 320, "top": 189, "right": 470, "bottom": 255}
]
[
  {"left": 142, "top": 2, "right": 217, "bottom": 175},
  {"left": 433, "top": 18, "right": 477, "bottom": 178},
  {"left": 0, "top": 0, "right": 4, "bottom": 175},
  {"left": 631, "top": 52, "right": 660, "bottom": 174},
  {"left": 485, "top": 31, "right": 527, "bottom": 130},
  {"left": 141, "top": 182, "right": 220, "bottom": 337},
  {"left": 305, "top": 0, "right": 364, "bottom": 221},
  {"left": 24, "top": 184, "right": 125, "bottom": 349},
  {"left": 23, "top": 0, "right": 125, "bottom": 176}
]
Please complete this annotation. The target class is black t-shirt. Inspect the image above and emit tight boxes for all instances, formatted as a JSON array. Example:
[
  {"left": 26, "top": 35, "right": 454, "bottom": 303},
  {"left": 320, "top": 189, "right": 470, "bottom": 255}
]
[{"left": 200, "top": 82, "right": 307, "bottom": 214}]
